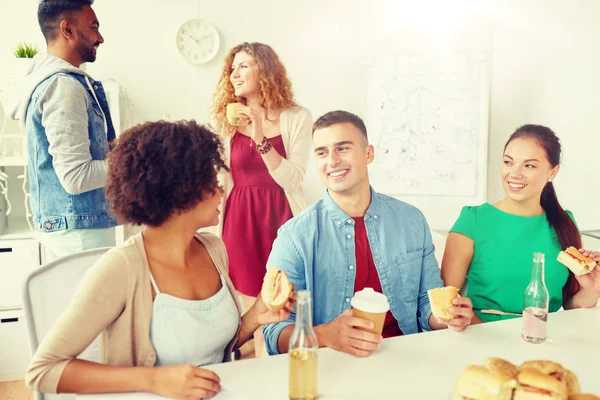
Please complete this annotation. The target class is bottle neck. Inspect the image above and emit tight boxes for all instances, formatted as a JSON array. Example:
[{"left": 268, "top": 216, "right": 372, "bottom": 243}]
[
  {"left": 295, "top": 291, "right": 313, "bottom": 330},
  {"left": 531, "top": 253, "right": 546, "bottom": 285}
]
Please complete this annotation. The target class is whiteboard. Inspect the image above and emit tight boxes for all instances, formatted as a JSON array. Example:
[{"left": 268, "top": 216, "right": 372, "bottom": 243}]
[{"left": 365, "top": 52, "right": 490, "bottom": 229}]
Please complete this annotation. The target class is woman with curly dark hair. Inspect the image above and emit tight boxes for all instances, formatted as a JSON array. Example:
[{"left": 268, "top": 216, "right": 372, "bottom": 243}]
[
  {"left": 212, "top": 42, "right": 312, "bottom": 356},
  {"left": 25, "top": 120, "right": 294, "bottom": 399}
]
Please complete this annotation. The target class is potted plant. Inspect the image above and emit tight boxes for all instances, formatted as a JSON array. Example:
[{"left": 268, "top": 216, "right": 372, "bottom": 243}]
[
  {"left": 13, "top": 42, "right": 38, "bottom": 58},
  {"left": 12, "top": 42, "right": 38, "bottom": 77}
]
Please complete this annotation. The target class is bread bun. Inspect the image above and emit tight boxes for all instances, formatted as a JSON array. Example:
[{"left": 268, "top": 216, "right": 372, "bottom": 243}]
[
  {"left": 454, "top": 365, "right": 516, "bottom": 400},
  {"left": 261, "top": 267, "right": 292, "bottom": 311},
  {"left": 226, "top": 103, "right": 250, "bottom": 126},
  {"left": 518, "top": 360, "right": 580, "bottom": 396},
  {"left": 519, "top": 360, "right": 565, "bottom": 375},
  {"left": 485, "top": 357, "right": 519, "bottom": 380},
  {"left": 514, "top": 369, "right": 568, "bottom": 400},
  {"left": 428, "top": 286, "right": 460, "bottom": 320},
  {"left": 557, "top": 247, "right": 596, "bottom": 276}
]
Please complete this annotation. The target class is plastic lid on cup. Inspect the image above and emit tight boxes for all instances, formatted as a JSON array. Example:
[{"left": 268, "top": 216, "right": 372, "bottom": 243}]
[{"left": 351, "top": 288, "right": 390, "bottom": 313}]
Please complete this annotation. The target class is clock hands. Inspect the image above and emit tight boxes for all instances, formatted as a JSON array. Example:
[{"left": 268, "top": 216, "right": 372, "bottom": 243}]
[
  {"left": 185, "top": 33, "right": 212, "bottom": 46},
  {"left": 185, "top": 33, "right": 203, "bottom": 46}
]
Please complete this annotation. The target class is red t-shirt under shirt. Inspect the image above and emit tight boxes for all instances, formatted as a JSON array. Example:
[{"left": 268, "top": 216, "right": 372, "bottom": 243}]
[{"left": 352, "top": 217, "right": 403, "bottom": 338}]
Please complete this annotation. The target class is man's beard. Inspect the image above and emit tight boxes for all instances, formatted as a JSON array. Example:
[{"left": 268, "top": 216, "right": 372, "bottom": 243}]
[
  {"left": 75, "top": 31, "right": 98, "bottom": 63},
  {"left": 79, "top": 43, "right": 97, "bottom": 63}
]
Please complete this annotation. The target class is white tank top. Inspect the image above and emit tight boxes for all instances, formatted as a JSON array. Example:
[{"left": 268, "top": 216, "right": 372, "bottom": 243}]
[{"left": 148, "top": 267, "right": 239, "bottom": 366}]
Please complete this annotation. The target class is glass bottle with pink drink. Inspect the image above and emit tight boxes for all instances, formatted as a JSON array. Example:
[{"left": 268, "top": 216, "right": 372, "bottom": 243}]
[{"left": 521, "top": 252, "right": 549, "bottom": 343}]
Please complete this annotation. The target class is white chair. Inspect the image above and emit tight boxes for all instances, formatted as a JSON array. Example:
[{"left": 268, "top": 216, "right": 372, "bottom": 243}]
[{"left": 21, "top": 247, "right": 111, "bottom": 400}]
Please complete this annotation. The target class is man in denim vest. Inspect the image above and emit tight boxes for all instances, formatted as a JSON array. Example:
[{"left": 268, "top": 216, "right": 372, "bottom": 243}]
[
  {"left": 263, "top": 111, "right": 475, "bottom": 357},
  {"left": 2, "top": 0, "right": 116, "bottom": 260}
]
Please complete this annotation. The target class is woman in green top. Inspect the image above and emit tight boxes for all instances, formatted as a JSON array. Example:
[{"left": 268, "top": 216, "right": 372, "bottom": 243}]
[{"left": 441, "top": 125, "right": 600, "bottom": 323}]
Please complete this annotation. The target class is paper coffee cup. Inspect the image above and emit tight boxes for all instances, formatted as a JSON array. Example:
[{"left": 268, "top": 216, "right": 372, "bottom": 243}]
[{"left": 351, "top": 288, "right": 390, "bottom": 335}]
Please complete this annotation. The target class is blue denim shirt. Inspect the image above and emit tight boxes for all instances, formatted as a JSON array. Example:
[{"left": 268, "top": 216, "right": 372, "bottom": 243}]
[
  {"left": 263, "top": 188, "right": 443, "bottom": 355},
  {"left": 26, "top": 73, "right": 117, "bottom": 231}
]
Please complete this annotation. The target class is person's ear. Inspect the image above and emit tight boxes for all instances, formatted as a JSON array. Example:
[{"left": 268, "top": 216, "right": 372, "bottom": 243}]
[
  {"left": 366, "top": 144, "right": 375, "bottom": 165},
  {"left": 548, "top": 164, "right": 560, "bottom": 182},
  {"left": 59, "top": 20, "right": 76, "bottom": 40}
]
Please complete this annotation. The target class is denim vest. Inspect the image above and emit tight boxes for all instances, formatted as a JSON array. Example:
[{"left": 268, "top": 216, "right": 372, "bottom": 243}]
[{"left": 26, "top": 73, "right": 117, "bottom": 232}]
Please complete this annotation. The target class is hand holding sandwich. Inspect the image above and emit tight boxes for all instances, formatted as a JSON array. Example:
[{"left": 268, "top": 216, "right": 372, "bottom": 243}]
[
  {"left": 571, "top": 249, "right": 600, "bottom": 293},
  {"left": 236, "top": 296, "right": 295, "bottom": 350},
  {"left": 236, "top": 268, "right": 295, "bottom": 349},
  {"left": 558, "top": 247, "right": 600, "bottom": 308},
  {"left": 235, "top": 104, "right": 267, "bottom": 145},
  {"left": 254, "top": 267, "right": 295, "bottom": 325},
  {"left": 252, "top": 291, "right": 296, "bottom": 325},
  {"left": 427, "top": 286, "right": 475, "bottom": 332}
]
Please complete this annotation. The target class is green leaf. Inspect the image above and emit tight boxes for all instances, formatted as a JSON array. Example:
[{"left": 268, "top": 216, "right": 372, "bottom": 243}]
[{"left": 13, "top": 42, "right": 38, "bottom": 58}]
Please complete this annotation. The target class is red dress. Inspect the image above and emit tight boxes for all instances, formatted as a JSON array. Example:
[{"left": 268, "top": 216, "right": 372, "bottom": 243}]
[{"left": 222, "top": 133, "right": 294, "bottom": 296}]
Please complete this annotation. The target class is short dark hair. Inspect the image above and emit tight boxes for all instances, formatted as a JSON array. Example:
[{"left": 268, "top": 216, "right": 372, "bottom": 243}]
[
  {"left": 38, "top": 0, "right": 94, "bottom": 42},
  {"left": 106, "top": 120, "right": 229, "bottom": 227},
  {"left": 312, "top": 110, "right": 368, "bottom": 140}
]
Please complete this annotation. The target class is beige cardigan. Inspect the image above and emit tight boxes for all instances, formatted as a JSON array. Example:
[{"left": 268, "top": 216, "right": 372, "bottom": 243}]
[
  {"left": 214, "top": 105, "right": 313, "bottom": 236},
  {"left": 26, "top": 231, "right": 243, "bottom": 394}
]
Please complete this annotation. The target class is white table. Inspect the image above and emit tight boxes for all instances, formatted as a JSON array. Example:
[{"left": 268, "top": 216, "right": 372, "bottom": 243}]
[{"left": 78, "top": 307, "right": 600, "bottom": 399}]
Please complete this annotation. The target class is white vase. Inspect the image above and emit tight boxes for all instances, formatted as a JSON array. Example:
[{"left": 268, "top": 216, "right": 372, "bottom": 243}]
[{"left": 13, "top": 58, "right": 34, "bottom": 78}]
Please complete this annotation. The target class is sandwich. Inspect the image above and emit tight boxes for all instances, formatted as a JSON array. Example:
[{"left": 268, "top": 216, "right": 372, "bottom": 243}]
[
  {"left": 518, "top": 361, "right": 580, "bottom": 396},
  {"left": 428, "top": 286, "right": 460, "bottom": 320},
  {"left": 453, "top": 365, "right": 516, "bottom": 400},
  {"left": 261, "top": 267, "right": 293, "bottom": 311},
  {"left": 226, "top": 103, "right": 250, "bottom": 126},
  {"left": 557, "top": 246, "right": 596, "bottom": 276},
  {"left": 514, "top": 369, "right": 568, "bottom": 400}
]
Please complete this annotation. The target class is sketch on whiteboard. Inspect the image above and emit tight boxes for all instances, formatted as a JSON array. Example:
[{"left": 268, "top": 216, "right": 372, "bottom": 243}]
[{"left": 366, "top": 52, "right": 489, "bottom": 196}]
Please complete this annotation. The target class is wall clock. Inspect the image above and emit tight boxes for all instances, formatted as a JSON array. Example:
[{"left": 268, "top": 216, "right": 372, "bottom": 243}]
[{"left": 176, "top": 19, "right": 220, "bottom": 65}]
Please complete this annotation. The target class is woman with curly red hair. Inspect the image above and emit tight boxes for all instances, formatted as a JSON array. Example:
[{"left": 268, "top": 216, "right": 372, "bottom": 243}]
[
  {"left": 25, "top": 120, "right": 294, "bottom": 399},
  {"left": 212, "top": 42, "right": 312, "bottom": 355}
]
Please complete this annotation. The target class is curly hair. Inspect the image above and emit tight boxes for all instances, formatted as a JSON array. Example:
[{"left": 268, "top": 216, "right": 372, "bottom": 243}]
[
  {"left": 106, "top": 120, "right": 229, "bottom": 227},
  {"left": 211, "top": 42, "right": 296, "bottom": 137}
]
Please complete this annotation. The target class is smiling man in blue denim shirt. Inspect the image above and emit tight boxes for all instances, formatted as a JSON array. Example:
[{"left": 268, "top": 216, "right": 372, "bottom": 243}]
[{"left": 263, "top": 110, "right": 474, "bottom": 357}]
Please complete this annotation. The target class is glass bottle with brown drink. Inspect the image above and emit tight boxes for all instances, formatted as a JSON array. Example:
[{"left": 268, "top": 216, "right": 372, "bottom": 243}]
[{"left": 289, "top": 290, "right": 318, "bottom": 400}]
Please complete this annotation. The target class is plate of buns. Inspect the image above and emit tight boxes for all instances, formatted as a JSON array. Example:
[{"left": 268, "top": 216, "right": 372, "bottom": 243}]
[{"left": 452, "top": 357, "right": 598, "bottom": 399}]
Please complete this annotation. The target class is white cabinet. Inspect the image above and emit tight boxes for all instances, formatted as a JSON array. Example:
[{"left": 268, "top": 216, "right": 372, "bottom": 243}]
[
  {"left": 0, "top": 309, "right": 31, "bottom": 382},
  {"left": 0, "top": 239, "right": 39, "bottom": 308}
]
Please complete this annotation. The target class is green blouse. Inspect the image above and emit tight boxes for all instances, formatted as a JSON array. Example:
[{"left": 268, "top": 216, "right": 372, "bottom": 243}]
[{"left": 450, "top": 203, "right": 574, "bottom": 322}]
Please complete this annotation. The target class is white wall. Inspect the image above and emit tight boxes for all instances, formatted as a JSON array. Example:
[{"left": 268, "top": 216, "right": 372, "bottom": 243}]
[
  {"left": 1, "top": 0, "right": 598, "bottom": 230},
  {"left": 488, "top": 0, "right": 600, "bottom": 231}
]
